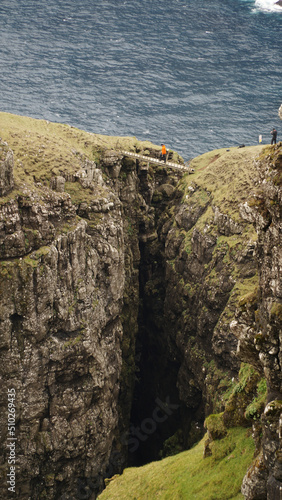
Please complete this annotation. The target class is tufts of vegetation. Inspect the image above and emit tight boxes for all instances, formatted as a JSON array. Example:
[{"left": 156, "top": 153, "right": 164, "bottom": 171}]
[
  {"left": 270, "top": 302, "right": 282, "bottom": 322},
  {"left": 244, "top": 378, "right": 267, "bottom": 421},
  {"left": 223, "top": 363, "right": 266, "bottom": 428},
  {"left": 186, "top": 145, "right": 265, "bottom": 221},
  {"left": 205, "top": 412, "right": 227, "bottom": 440}
]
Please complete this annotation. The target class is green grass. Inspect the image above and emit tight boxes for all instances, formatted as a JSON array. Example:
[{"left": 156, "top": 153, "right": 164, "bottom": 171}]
[
  {"left": 0, "top": 111, "right": 181, "bottom": 187},
  {"left": 98, "top": 427, "right": 255, "bottom": 500},
  {"left": 0, "top": 112, "right": 264, "bottom": 214},
  {"left": 0, "top": 111, "right": 184, "bottom": 206},
  {"left": 185, "top": 145, "right": 265, "bottom": 221}
]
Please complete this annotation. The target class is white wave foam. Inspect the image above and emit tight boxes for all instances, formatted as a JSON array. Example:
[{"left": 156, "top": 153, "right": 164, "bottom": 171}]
[{"left": 254, "top": 0, "right": 282, "bottom": 12}]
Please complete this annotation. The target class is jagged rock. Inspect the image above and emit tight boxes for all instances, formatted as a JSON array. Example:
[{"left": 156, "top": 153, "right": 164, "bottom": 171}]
[
  {"left": 191, "top": 228, "right": 217, "bottom": 264},
  {"left": 213, "top": 206, "right": 243, "bottom": 235},
  {"left": 0, "top": 142, "right": 127, "bottom": 497},
  {"left": 175, "top": 202, "right": 207, "bottom": 231},
  {"left": 240, "top": 145, "right": 282, "bottom": 498},
  {"left": 0, "top": 141, "right": 14, "bottom": 196},
  {"left": 50, "top": 175, "right": 65, "bottom": 192},
  {"left": 101, "top": 150, "right": 124, "bottom": 178},
  {"left": 241, "top": 452, "right": 268, "bottom": 500},
  {"left": 0, "top": 191, "right": 75, "bottom": 258}
]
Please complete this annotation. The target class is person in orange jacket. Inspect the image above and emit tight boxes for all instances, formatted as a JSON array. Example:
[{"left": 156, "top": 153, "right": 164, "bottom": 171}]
[{"left": 160, "top": 143, "right": 167, "bottom": 162}]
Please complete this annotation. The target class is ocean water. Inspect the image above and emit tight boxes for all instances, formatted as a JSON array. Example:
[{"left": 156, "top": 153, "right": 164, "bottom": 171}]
[{"left": 0, "top": 0, "right": 281, "bottom": 160}]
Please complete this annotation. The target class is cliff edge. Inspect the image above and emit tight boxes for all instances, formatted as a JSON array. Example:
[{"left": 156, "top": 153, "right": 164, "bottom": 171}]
[{"left": 0, "top": 112, "right": 281, "bottom": 499}]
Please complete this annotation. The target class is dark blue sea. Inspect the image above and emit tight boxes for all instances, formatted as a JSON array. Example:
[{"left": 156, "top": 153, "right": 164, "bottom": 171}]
[{"left": 0, "top": 0, "right": 281, "bottom": 160}]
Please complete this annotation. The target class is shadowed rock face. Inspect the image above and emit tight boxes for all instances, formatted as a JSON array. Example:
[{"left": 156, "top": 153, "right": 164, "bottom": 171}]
[
  {"left": 0, "top": 127, "right": 281, "bottom": 499},
  {"left": 0, "top": 138, "right": 184, "bottom": 498},
  {"left": 239, "top": 145, "right": 282, "bottom": 500},
  {"left": 0, "top": 151, "right": 125, "bottom": 498},
  {"left": 0, "top": 142, "right": 14, "bottom": 196}
]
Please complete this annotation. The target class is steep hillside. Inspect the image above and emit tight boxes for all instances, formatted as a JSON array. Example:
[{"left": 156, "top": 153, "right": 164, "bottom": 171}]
[
  {"left": 0, "top": 112, "right": 281, "bottom": 499},
  {"left": 99, "top": 427, "right": 255, "bottom": 500}
]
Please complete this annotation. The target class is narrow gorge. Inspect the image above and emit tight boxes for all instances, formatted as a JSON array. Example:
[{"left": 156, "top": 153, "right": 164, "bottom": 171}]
[{"left": 0, "top": 113, "right": 281, "bottom": 500}]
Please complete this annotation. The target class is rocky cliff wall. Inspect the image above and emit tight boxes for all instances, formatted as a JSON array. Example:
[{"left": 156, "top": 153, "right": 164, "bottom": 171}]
[
  {"left": 130, "top": 146, "right": 263, "bottom": 464},
  {"left": 0, "top": 116, "right": 281, "bottom": 499},
  {"left": 237, "top": 144, "right": 282, "bottom": 500},
  {"left": 118, "top": 143, "right": 282, "bottom": 497},
  {"left": 0, "top": 129, "right": 184, "bottom": 498},
  {"left": 0, "top": 139, "right": 127, "bottom": 498}
]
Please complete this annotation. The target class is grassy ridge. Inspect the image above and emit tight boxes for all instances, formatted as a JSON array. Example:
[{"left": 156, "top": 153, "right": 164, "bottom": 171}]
[
  {"left": 0, "top": 111, "right": 164, "bottom": 186},
  {"left": 98, "top": 427, "right": 255, "bottom": 500}
]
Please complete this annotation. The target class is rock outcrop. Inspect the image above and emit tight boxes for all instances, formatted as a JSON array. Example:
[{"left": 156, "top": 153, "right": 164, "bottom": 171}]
[
  {"left": 0, "top": 141, "right": 14, "bottom": 196},
  {"left": 238, "top": 144, "right": 282, "bottom": 499}
]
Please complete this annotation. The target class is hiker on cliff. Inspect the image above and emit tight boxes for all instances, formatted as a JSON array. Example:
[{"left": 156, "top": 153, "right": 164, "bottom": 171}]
[
  {"left": 270, "top": 127, "right": 277, "bottom": 145},
  {"left": 160, "top": 144, "right": 167, "bottom": 162}
]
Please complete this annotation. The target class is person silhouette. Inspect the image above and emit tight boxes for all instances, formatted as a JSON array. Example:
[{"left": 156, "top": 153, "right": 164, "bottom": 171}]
[{"left": 271, "top": 128, "right": 277, "bottom": 145}]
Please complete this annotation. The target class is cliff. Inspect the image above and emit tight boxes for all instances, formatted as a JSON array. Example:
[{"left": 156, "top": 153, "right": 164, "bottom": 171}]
[{"left": 0, "top": 112, "right": 281, "bottom": 499}]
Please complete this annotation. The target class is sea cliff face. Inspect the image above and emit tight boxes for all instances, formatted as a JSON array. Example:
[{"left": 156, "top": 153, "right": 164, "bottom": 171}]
[
  {"left": 0, "top": 138, "right": 126, "bottom": 498},
  {"left": 239, "top": 145, "right": 282, "bottom": 500},
  {"left": 0, "top": 118, "right": 184, "bottom": 498},
  {"left": 0, "top": 114, "right": 281, "bottom": 499}
]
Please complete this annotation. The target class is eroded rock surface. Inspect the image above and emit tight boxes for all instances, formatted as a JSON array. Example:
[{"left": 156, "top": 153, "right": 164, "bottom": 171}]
[
  {"left": 237, "top": 144, "right": 282, "bottom": 499},
  {"left": 0, "top": 141, "right": 14, "bottom": 196},
  {"left": 0, "top": 127, "right": 281, "bottom": 499},
  {"left": 0, "top": 163, "right": 125, "bottom": 497}
]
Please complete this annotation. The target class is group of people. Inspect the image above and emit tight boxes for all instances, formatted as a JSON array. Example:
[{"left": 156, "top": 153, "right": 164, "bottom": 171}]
[{"left": 160, "top": 128, "right": 278, "bottom": 162}]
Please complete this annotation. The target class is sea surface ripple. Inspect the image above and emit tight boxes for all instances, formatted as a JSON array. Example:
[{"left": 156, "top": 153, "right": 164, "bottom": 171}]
[{"left": 0, "top": 0, "right": 281, "bottom": 159}]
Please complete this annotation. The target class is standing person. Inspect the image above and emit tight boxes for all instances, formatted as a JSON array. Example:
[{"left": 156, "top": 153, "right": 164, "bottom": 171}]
[
  {"left": 160, "top": 143, "right": 167, "bottom": 162},
  {"left": 270, "top": 127, "right": 277, "bottom": 145}
]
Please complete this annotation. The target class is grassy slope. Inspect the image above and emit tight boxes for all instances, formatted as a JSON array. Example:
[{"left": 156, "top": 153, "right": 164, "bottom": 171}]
[
  {"left": 0, "top": 111, "right": 263, "bottom": 206},
  {"left": 0, "top": 111, "right": 166, "bottom": 189},
  {"left": 98, "top": 428, "right": 255, "bottom": 500},
  {"left": 177, "top": 145, "right": 263, "bottom": 271},
  {"left": 181, "top": 145, "right": 264, "bottom": 313},
  {"left": 187, "top": 145, "right": 264, "bottom": 220}
]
